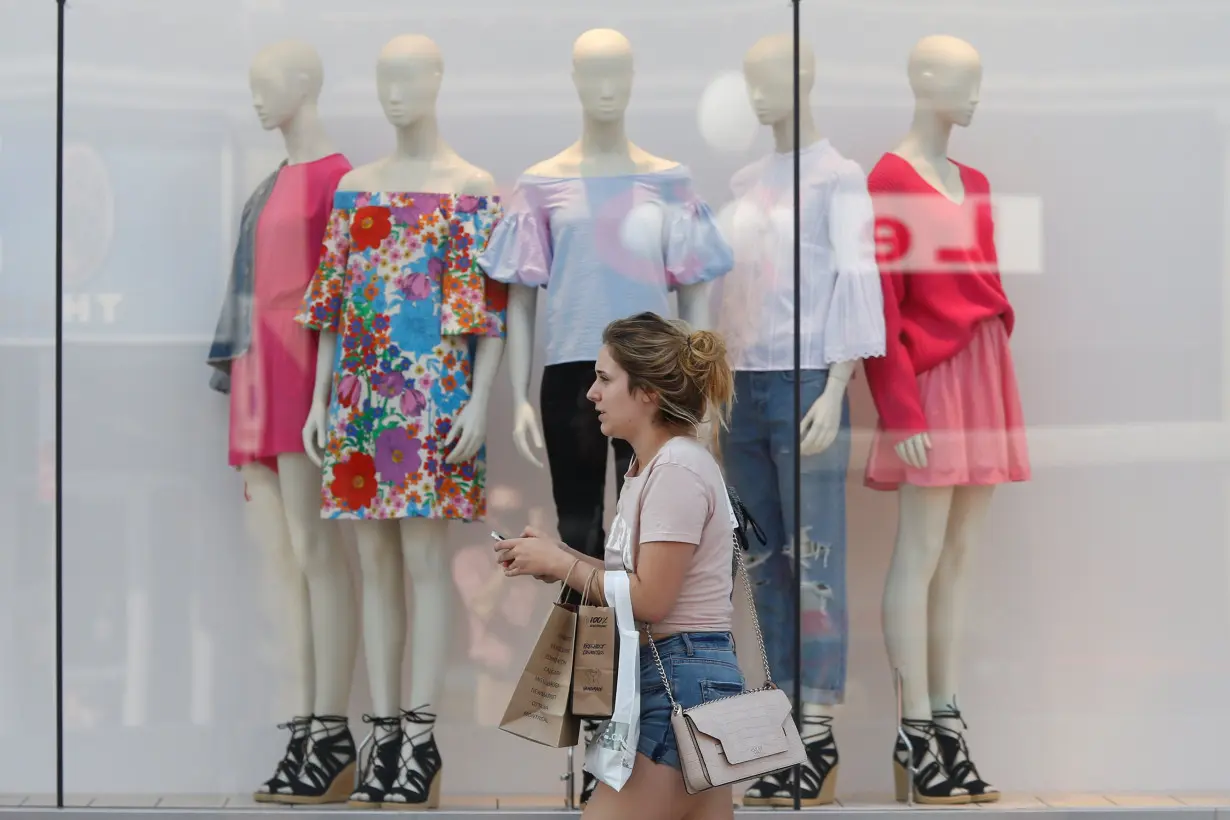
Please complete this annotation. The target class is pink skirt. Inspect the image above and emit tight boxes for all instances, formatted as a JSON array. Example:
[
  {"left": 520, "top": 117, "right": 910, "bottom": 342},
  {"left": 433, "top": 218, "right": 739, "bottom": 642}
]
[{"left": 865, "top": 317, "right": 1030, "bottom": 491}]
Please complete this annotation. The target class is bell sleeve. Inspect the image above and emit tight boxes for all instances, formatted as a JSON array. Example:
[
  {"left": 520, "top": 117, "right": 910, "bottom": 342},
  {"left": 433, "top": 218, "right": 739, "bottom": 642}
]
[
  {"left": 296, "top": 192, "right": 352, "bottom": 333},
  {"left": 663, "top": 177, "right": 734, "bottom": 290},
  {"left": 823, "top": 163, "right": 887, "bottom": 364},
  {"left": 475, "top": 179, "right": 552, "bottom": 288}
]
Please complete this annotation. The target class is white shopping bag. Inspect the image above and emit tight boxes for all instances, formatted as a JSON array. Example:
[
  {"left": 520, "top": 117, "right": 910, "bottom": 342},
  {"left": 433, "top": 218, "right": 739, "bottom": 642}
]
[{"left": 583, "top": 571, "right": 640, "bottom": 792}]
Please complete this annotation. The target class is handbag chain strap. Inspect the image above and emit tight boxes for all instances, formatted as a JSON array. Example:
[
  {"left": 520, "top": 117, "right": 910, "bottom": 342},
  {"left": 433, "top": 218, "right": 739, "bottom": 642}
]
[{"left": 644, "top": 527, "right": 774, "bottom": 713}]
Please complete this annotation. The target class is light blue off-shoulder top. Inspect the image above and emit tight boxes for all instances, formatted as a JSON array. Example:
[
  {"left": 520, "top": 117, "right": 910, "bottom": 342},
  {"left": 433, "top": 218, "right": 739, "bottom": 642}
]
[{"left": 476, "top": 165, "right": 733, "bottom": 365}]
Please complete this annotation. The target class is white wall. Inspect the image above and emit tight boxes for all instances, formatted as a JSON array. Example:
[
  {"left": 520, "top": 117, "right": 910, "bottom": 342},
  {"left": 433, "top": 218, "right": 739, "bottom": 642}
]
[{"left": 0, "top": 0, "right": 1227, "bottom": 800}]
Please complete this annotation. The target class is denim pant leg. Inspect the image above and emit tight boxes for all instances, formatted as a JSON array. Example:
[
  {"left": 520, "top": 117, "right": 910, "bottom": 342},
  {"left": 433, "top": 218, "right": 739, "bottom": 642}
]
[
  {"left": 769, "top": 370, "right": 852, "bottom": 706},
  {"left": 720, "top": 372, "right": 793, "bottom": 689}
]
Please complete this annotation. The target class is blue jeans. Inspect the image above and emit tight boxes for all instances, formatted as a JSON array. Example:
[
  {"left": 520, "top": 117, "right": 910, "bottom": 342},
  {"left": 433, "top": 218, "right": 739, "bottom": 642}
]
[
  {"left": 720, "top": 370, "right": 851, "bottom": 705},
  {"left": 637, "top": 632, "right": 744, "bottom": 769}
]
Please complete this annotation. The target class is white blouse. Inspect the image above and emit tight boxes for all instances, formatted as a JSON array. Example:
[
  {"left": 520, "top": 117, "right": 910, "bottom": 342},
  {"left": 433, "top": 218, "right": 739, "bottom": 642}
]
[{"left": 716, "top": 138, "right": 886, "bottom": 371}]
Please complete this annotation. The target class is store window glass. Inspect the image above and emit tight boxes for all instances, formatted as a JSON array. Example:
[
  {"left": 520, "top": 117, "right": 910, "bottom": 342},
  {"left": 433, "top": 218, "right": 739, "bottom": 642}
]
[
  {"left": 0, "top": 0, "right": 60, "bottom": 808},
  {"left": 56, "top": 0, "right": 793, "bottom": 811},
  {"left": 791, "top": 0, "right": 1230, "bottom": 809}
]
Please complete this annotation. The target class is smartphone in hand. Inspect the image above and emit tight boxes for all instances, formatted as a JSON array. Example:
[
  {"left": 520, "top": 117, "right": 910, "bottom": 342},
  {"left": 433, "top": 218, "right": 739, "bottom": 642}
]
[{"left": 492, "top": 531, "right": 512, "bottom": 568}]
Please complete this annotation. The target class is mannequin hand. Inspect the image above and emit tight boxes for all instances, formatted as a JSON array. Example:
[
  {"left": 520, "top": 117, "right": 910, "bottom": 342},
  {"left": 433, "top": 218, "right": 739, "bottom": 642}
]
[
  {"left": 301, "top": 399, "right": 328, "bottom": 468},
  {"left": 894, "top": 432, "right": 931, "bottom": 469},
  {"left": 494, "top": 535, "right": 570, "bottom": 582},
  {"left": 800, "top": 387, "right": 843, "bottom": 456},
  {"left": 512, "top": 401, "right": 545, "bottom": 469},
  {"left": 445, "top": 394, "right": 488, "bottom": 465}
]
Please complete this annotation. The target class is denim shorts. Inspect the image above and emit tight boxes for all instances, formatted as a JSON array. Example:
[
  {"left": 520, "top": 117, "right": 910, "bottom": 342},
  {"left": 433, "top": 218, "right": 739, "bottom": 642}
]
[{"left": 637, "top": 631, "right": 745, "bottom": 770}]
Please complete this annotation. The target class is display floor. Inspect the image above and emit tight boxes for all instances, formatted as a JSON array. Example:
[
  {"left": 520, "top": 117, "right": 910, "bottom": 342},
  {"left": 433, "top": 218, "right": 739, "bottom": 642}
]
[{"left": 2, "top": 793, "right": 1230, "bottom": 817}]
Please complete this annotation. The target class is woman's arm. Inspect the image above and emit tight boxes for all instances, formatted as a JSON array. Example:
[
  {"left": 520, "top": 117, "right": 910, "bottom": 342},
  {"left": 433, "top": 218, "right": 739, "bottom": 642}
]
[
  {"left": 499, "top": 463, "right": 707, "bottom": 624},
  {"left": 553, "top": 541, "right": 692, "bottom": 623}
]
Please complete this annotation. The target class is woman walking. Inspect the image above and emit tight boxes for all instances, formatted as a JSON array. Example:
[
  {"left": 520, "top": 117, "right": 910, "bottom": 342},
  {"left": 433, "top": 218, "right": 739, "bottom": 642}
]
[{"left": 496, "top": 311, "right": 741, "bottom": 820}]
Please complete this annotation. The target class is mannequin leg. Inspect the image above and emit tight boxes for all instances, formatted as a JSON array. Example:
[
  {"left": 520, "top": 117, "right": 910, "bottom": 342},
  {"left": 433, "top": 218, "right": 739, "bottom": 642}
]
[
  {"left": 927, "top": 485, "right": 999, "bottom": 803},
  {"left": 541, "top": 362, "right": 610, "bottom": 565},
  {"left": 753, "top": 370, "right": 849, "bottom": 806},
  {"left": 884, "top": 484, "right": 971, "bottom": 805},
  {"left": 927, "top": 485, "right": 995, "bottom": 711},
  {"left": 383, "top": 518, "right": 451, "bottom": 810},
  {"left": 399, "top": 518, "right": 451, "bottom": 710},
  {"left": 240, "top": 463, "right": 314, "bottom": 803},
  {"left": 276, "top": 453, "right": 359, "bottom": 716},
  {"left": 240, "top": 462, "right": 312, "bottom": 715},
  {"left": 881, "top": 484, "right": 954, "bottom": 721},
  {"left": 353, "top": 520, "right": 407, "bottom": 716},
  {"left": 348, "top": 519, "right": 407, "bottom": 807}
]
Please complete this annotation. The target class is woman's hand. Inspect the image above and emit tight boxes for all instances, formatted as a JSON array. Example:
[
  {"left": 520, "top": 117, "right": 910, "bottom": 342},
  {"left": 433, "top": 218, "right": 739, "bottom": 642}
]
[{"left": 494, "top": 532, "right": 572, "bottom": 582}]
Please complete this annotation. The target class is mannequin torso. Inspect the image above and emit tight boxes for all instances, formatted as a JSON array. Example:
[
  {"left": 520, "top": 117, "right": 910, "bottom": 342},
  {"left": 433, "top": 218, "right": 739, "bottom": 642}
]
[
  {"left": 862, "top": 34, "right": 1027, "bottom": 808},
  {"left": 295, "top": 33, "right": 507, "bottom": 810},
  {"left": 483, "top": 28, "right": 729, "bottom": 474},
  {"left": 217, "top": 39, "right": 359, "bottom": 808},
  {"left": 476, "top": 29, "right": 732, "bottom": 807},
  {"left": 716, "top": 33, "right": 885, "bottom": 809},
  {"left": 526, "top": 144, "right": 678, "bottom": 179},
  {"left": 339, "top": 151, "right": 494, "bottom": 197}
]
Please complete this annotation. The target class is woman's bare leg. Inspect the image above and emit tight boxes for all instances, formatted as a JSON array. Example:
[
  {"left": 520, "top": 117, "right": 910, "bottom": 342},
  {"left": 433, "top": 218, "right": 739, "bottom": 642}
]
[{"left": 581, "top": 754, "right": 732, "bottom": 820}]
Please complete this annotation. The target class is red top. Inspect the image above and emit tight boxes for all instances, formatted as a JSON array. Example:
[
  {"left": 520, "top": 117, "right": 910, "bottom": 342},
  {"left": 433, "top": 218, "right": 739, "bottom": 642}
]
[{"left": 863, "top": 152, "right": 1014, "bottom": 442}]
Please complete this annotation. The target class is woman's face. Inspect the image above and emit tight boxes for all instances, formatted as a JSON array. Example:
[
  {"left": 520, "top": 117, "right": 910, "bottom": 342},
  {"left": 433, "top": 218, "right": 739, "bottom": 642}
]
[{"left": 587, "top": 345, "right": 654, "bottom": 439}]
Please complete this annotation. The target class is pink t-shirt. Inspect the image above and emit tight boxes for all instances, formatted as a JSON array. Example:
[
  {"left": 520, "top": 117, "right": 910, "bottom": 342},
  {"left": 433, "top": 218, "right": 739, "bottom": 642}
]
[{"left": 603, "top": 435, "right": 735, "bottom": 632}]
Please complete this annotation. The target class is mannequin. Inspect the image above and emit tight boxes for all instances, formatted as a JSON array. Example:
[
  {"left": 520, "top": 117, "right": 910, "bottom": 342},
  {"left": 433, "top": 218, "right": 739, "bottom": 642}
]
[
  {"left": 863, "top": 34, "right": 1029, "bottom": 805},
  {"left": 295, "top": 33, "right": 508, "bottom": 811},
  {"left": 476, "top": 27, "right": 732, "bottom": 806},
  {"left": 715, "top": 34, "right": 885, "bottom": 808},
  {"left": 205, "top": 39, "right": 359, "bottom": 806}
]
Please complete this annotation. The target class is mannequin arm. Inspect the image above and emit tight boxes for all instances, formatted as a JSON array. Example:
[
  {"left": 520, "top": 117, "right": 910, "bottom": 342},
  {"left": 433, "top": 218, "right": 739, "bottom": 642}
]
[
  {"left": 678, "top": 282, "right": 717, "bottom": 444},
  {"left": 445, "top": 335, "right": 504, "bottom": 465},
  {"left": 676, "top": 282, "right": 712, "bottom": 330},
  {"left": 799, "top": 360, "right": 854, "bottom": 456},
  {"left": 302, "top": 331, "right": 337, "bottom": 468},
  {"left": 506, "top": 284, "right": 545, "bottom": 468}
]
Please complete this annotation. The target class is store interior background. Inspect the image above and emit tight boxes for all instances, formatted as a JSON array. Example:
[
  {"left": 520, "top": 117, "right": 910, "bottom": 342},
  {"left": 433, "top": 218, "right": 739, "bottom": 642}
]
[{"left": 2, "top": 0, "right": 1229, "bottom": 804}]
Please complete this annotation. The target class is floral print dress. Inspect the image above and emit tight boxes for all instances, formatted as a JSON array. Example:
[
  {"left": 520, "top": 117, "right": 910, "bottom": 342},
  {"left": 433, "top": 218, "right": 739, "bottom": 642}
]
[{"left": 296, "top": 191, "right": 507, "bottom": 520}]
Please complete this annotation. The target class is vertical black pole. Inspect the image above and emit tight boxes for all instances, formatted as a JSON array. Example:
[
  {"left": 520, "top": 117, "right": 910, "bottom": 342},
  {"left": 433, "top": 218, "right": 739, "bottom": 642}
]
[
  {"left": 55, "top": 0, "right": 66, "bottom": 809},
  {"left": 791, "top": 0, "right": 803, "bottom": 811}
]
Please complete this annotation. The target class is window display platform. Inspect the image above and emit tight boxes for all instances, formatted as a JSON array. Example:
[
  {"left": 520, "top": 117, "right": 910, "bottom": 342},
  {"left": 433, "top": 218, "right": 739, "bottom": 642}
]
[{"left": 3, "top": 794, "right": 1229, "bottom": 817}]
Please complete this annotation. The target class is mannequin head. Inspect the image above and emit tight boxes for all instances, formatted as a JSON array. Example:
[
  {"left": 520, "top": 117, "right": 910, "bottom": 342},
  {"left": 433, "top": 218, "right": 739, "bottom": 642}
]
[
  {"left": 376, "top": 34, "right": 443, "bottom": 128},
  {"left": 742, "top": 33, "right": 815, "bottom": 126},
  {"left": 248, "top": 40, "right": 324, "bottom": 130},
  {"left": 906, "top": 35, "right": 982, "bottom": 127},
  {"left": 571, "top": 28, "right": 634, "bottom": 122}
]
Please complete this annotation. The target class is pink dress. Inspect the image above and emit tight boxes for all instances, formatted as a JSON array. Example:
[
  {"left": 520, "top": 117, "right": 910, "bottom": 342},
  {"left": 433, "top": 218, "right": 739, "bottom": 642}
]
[{"left": 228, "top": 153, "right": 352, "bottom": 469}]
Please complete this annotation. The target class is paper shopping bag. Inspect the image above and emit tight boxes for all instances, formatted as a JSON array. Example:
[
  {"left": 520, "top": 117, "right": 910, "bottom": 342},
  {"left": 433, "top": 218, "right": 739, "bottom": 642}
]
[
  {"left": 572, "top": 568, "right": 616, "bottom": 718},
  {"left": 499, "top": 562, "right": 584, "bottom": 747}
]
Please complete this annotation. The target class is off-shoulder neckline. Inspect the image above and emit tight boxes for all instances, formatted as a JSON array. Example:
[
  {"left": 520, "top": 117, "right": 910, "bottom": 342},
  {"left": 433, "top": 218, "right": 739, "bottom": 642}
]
[
  {"left": 519, "top": 164, "right": 690, "bottom": 182},
  {"left": 333, "top": 190, "right": 501, "bottom": 197}
]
